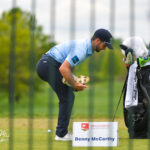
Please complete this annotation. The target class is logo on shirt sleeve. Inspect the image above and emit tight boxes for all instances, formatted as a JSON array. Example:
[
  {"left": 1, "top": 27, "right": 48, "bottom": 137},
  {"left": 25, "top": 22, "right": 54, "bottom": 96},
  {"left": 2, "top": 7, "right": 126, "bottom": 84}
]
[{"left": 72, "top": 56, "right": 79, "bottom": 64}]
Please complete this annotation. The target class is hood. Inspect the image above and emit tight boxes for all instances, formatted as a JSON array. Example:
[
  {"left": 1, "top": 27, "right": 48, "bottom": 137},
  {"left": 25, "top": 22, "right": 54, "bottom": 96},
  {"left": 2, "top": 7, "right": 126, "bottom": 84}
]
[{"left": 121, "top": 36, "right": 148, "bottom": 58}]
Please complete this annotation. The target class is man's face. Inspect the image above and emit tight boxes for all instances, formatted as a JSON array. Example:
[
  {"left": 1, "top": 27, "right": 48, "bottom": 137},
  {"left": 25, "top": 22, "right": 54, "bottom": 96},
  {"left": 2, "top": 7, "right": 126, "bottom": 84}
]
[{"left": 94, "top": 38, "right": 107, "bottom": 52}]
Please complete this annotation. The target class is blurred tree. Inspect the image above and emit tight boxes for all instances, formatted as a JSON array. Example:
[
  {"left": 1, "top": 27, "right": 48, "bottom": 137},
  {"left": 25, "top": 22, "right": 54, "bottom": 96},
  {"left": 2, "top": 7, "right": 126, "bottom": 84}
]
[{"left": 0, "top": 8, "right": 55, "bottom": 102}]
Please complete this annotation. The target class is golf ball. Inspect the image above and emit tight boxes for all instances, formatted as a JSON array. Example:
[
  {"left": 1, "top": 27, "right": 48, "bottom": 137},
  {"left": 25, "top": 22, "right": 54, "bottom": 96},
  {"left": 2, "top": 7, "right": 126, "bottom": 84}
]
[{"left": 48, "top": 129, "right": 51, "bottom": 133}]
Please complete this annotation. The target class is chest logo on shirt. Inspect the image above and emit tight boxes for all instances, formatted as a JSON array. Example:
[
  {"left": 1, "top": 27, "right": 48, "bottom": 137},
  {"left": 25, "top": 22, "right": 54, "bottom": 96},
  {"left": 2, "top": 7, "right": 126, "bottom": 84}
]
[{"left": 72, "top": 56, "right": 79, "bottom": 64}]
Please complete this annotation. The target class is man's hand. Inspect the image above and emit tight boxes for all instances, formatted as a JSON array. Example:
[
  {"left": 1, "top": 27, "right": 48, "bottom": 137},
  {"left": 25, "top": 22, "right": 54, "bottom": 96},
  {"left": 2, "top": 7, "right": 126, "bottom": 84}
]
[{"left": 73, "top": 83, "right": 88, "bottom": 91}]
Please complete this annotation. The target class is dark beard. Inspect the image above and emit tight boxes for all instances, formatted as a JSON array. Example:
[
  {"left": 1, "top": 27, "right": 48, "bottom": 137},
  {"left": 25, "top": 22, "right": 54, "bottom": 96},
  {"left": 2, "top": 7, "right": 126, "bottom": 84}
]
[{"left": 95, "top": 45, "right": 100, "bottom": 52}]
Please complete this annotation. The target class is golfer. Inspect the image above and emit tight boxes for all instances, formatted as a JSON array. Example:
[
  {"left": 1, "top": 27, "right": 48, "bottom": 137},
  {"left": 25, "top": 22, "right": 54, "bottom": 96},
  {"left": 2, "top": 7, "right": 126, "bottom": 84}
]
[{"left": 36, "top": 28, "right": 113, "bottom": 141}]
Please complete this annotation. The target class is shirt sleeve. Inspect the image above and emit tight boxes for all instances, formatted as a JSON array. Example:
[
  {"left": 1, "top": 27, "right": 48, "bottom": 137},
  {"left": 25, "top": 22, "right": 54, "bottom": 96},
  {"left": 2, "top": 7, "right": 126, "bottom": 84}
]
[{"left": 66, "top": 48, "right": 86, "bottom": 67}]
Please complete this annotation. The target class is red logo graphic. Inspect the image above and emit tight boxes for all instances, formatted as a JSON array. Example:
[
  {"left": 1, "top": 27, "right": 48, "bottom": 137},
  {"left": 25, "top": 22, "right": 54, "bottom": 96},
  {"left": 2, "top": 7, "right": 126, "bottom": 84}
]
[{"left": 81, "top": 123, "right": 89, "bottom": 131}]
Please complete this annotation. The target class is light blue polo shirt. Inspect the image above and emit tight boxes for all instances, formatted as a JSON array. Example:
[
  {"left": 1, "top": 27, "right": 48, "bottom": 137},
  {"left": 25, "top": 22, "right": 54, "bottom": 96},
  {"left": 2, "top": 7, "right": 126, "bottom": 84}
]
[{"left": 46, "top": 39, "right": 93, "bottom": 67}]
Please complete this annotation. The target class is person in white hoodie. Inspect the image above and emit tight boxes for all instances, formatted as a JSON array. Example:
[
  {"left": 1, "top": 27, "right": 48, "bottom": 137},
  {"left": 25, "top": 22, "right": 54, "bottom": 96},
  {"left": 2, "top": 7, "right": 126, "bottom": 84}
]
[
  {"left": 120, "top": 36, "right": 150, "bottom": 139},
  {"left": 121, "top": 36, "right": 148, "bottom": 62}
]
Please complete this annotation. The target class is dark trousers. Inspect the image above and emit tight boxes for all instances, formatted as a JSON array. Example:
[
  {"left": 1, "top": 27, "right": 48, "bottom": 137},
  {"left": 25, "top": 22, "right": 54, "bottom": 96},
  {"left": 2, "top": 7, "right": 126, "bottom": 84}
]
[{"left": 36, "top": 54, "right": 75, "bottom": 137}]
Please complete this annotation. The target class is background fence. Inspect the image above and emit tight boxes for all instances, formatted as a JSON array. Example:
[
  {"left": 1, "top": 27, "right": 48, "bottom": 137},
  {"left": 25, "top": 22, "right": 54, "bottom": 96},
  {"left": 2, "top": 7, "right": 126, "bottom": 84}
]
[{"left": 0, "top": 0, "right": 150, "bottom": 150}]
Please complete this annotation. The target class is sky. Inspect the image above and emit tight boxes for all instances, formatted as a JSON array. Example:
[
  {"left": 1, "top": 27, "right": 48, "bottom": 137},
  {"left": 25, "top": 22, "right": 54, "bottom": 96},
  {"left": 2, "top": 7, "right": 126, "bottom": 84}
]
[{"left": 0, "top": 0, "right": 150, "bottom": 44}]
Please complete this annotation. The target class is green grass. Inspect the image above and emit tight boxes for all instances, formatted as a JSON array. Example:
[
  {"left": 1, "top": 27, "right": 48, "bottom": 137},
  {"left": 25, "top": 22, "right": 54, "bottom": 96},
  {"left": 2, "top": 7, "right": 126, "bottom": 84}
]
[
  {"left": 0, "top": 81, "right": 124, "bottom": 118},
  {"left": 0, "top": 118, "right": 150, "bottom": 150},
  {"left": 0, "top": 81, "right": 150, "bottom": 149}
]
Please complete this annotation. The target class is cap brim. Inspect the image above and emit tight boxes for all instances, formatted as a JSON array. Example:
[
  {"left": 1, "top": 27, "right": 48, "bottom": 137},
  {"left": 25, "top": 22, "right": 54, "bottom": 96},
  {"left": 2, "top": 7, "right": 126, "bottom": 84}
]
[{"left": 105, "top": 42, "right": 113, "bottom": 50}]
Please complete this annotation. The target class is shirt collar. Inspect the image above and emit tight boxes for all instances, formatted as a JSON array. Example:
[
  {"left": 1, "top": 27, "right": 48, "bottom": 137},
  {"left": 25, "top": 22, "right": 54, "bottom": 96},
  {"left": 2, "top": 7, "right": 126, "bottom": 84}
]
[{"left": 87, "top": 39, "right": 93, "bottom": 56}]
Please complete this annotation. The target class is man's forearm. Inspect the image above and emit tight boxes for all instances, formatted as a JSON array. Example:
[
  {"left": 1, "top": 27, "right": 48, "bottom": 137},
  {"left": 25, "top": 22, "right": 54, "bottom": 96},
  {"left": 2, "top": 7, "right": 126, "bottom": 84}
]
[
  {"left": 59, "top": 61, "right": 87, "bottom": 91},
  {"left": 59, "top": 66, "right": 76, "bottom": 87}
]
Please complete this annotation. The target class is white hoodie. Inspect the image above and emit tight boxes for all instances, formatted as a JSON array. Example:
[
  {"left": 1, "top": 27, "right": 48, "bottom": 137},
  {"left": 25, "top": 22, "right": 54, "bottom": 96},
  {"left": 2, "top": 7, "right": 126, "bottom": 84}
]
[
  {"left": 121, "top": 36, "right": 148, "bottom": 108},
  {"left": 121, "top": 36, "right": 148, "bottom": 58}
]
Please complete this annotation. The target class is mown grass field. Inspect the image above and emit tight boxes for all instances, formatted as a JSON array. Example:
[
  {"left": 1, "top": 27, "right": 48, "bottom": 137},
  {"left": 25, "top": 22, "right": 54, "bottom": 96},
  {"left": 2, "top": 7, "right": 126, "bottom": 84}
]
[
  {"left": 0, "top": 118, "right": 150, "bottom": 150},
  {"left": 0, "top": 81, "right": 150, "bottom": 150},
  {"left": 0, "top": 81, "right": 124, "bottom": 118}
]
